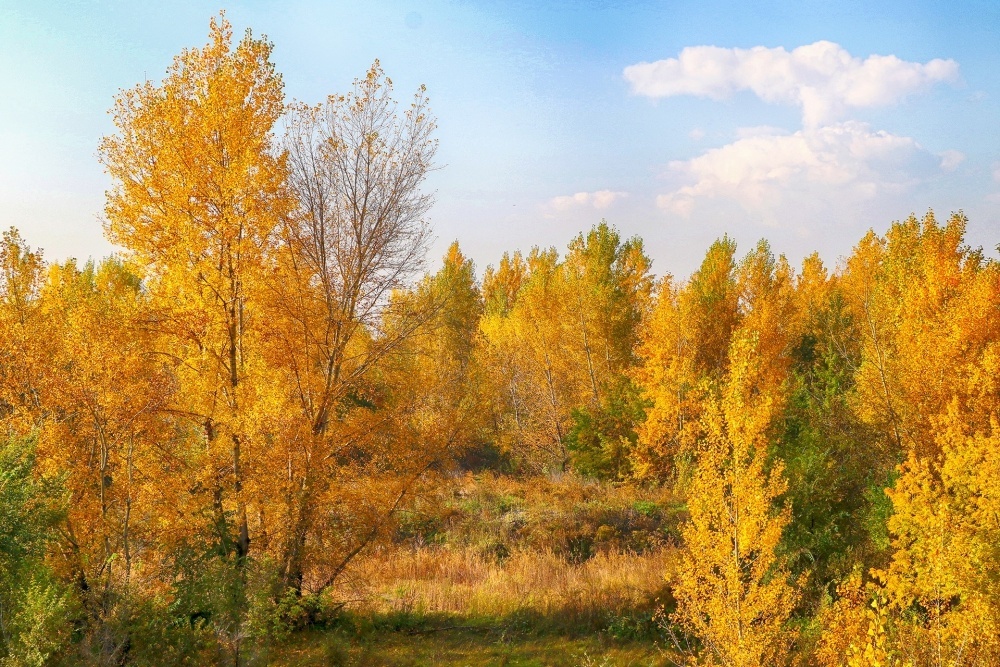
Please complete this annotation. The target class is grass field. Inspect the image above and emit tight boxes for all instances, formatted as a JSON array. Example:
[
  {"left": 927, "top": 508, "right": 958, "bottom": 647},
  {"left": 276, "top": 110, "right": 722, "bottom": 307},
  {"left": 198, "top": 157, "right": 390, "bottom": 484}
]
[
  {"left": 272, "top": 620, "right": 671, "bottom": 666},
  {"left": 265, "top": 474, "right": 680, "bottom": 666}
]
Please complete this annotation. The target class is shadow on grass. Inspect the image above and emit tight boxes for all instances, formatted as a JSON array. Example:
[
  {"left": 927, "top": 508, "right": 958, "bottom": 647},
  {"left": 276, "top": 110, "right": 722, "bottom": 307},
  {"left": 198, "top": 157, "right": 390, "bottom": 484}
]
[
  {"left": 342, "top": 577, "right": 674, "bottom": 638},
  {"left": 270, "top": 593, "right": 679, "bottom": 667}
]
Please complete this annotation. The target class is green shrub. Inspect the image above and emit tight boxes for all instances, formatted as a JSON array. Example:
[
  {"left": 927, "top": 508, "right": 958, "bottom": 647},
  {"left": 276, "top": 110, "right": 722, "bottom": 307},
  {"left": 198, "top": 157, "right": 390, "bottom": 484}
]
[
  {"left": 0, "top": 573, "right": 75, "bottom": 667},
  {"left": 0, "top": 435, "right": 71, "bottom": 666}
]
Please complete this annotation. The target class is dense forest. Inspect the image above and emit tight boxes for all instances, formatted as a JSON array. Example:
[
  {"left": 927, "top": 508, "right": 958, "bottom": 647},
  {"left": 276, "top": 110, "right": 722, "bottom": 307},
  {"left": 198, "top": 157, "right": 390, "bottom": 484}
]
[{"left": 2, "top": 15, "right": 999, "bottom": 667}]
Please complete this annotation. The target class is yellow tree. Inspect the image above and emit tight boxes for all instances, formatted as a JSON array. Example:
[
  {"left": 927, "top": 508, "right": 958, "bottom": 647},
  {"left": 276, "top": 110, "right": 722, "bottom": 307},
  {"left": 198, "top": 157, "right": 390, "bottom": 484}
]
[
  {"left": 843, "top": 211, "right": 1000, "bottom": 461},
  {"left": 631, "top": 275, "right": 696, "bottom": 480},
  {"left": 559, "top": 222, "right": 653, "bottom": 478},
  {"left": 673, "top": 331, "right": 797, "bottom": 667},
  {"left": 0, "top": 228, "right": 49, "bottom": 433},
  {"left": 36, "top": 259, "right": 176, "bottom": 655},
  {"left": 479, "top": 223, "right": 652, "bottom": 474},
  {"left": 875, "top": 406, "right": 1000, "bottom": 666},
  {"left": 99, "top": 14, "right": 289, "bottom": 560},
  {"left": 509, "top": 246, "right": 574, "bottom": 469},
  {"left": 672, "top": 242, "right": 797, "bottom": 666},
  {"left": 633, "top": 236, "right": 739, "bottom": 483},
  {"left": 479, "top": 246, "right": 572, "bottom": 470},
  {"left": 396, "top": 243, "right": 485, "bottom": 459},
  {"left": 478, "top": 251, "right": 557, "bottom": 466},
  {"left": 559, "top": 223, "right": 652, "bottom": 404},
  {"left": 406, "top": 243, "right": 485, "bottom": 430},
  {"left": 821, "top": 212, "right": 1000, "bottom": 666}
]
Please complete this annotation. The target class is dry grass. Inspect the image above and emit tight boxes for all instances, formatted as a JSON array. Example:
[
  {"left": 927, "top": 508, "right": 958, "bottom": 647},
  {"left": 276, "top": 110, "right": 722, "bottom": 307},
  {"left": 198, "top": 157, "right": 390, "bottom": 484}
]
[
  {"left": 278, "top": 475, "right": 681, "bottom": 665},
  {"left": 341, "top": 544, "right": 677, "bottom": 622}
]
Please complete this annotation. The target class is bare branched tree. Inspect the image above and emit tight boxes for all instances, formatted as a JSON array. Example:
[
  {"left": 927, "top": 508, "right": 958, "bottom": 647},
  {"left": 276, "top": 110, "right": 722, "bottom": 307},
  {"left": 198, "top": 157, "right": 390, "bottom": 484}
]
[
  {"left": 271, "top": 61, "right": 440, "bottom": 593},
  {"left": 284, "top": 59, "right": 436, "bottom": 330}
]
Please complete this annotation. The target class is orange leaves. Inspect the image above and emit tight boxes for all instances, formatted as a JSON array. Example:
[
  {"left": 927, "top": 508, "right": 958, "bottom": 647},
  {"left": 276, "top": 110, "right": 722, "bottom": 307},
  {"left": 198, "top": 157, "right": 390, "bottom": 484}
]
[
  {"left": 0, "top": 252, "right": 186, "bottom": 602},
  {"left": 631, "top": 275, "right": 703, "bottom": 480},
  {"left": 101, "top": 15, "right": 286, "bottom": 275},
  {"left": 0, "top": 229, "right": 48, "bottom": 432},
  {"left": 633, "top": 237, "right": 795, "bottom": 484},
  {"left": 99, "top": 13, "right": 293, "bottom": 563},
  {"left": 843, "top": 211, "right": 1000, "bottom": 459}
]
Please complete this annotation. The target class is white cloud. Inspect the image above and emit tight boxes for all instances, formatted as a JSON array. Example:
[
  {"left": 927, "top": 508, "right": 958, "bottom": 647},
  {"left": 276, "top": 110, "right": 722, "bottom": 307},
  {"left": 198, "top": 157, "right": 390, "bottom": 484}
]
[
  {"left": 657, "top": 122, "right": 942, "bottom": 222},
  {"left": 549, "top": 189, "right": 628, "bottom": 211},
  {"left": 689, "top": 128, "right": 705, "bottom": 141},
  {"left": 993, "top": 162, "right": 1000, "bottom": 184},
  {"left": 939, "top": 150, "right": 965, "bottom": 172},
  {"left": 624, "top": 41, "right": 959, "bottom": 127}
]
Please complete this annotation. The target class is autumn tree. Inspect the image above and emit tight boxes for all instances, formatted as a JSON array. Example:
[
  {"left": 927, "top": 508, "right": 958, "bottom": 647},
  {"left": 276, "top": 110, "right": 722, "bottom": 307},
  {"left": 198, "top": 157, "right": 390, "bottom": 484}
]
[
  {"left": 842, "top": 211, "right": 1000, "bottom": 461},
  {"left": 263, "top": 60, "right": 438, "bottom": 594},
  {"left": 479, "top": 222, "right": 651, "bottom": 474},
  {"left": 478, "top": 251, "right": 544, "bottom": 466},
  {"left": 37, "top": 260, "right": 175, "bottom": 634},
  {"left": 478, "top": 247, "right": 565, "bottom": 470},
  {"left": 871, "top": 411, "right": 1000, "bottom": 666},
  {"left": 372, "top": 242, "right": 487, "bottom": 524},
  {"left": 561, "top": 223, "right": 652, "bottom": 478},
  {"left": 633, "top": 236, "right": 739, "bottom": 483},
  {"left": 401, "top": 242, "right": 486, "bottom": 442},
  {"left": 672, "top": 242, "right": 798, "bottom": 666},
  {"left": 0, "top": 228, "right": 49, "bottom": 432},
  {"left": 673, "top": 331, "right": 797, "bottom": 667},
  {"left": 99, "top": 14, "right": 289, "bottom": 564}
]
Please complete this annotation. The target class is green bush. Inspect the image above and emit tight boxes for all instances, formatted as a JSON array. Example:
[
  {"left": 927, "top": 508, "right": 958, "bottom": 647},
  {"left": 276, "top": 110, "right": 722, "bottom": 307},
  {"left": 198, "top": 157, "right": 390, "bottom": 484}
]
[
  {"left": 0, "top": 573, "right": 75, "bottom": 667},
  {"left": 0, "top": 435, "right": 71, "bottom": 666}
]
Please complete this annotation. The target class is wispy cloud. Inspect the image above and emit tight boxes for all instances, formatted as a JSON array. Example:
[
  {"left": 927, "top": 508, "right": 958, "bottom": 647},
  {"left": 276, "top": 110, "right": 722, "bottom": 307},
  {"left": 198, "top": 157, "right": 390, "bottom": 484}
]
[
  {"left": 939, "top": 150, "right": 965, "bottom": 172},
  {"left": 624, "top": 41, "right": 959, "bottom": 127},
  {"left": 549, "top": 189, "right": 628, "bottom": 211}
]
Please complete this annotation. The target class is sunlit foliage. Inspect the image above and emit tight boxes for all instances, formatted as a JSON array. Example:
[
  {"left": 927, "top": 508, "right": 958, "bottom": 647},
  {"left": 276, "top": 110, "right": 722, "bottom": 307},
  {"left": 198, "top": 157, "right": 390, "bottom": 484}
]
[{"left": 2, "top": 12, "right": 998, "bottom": 666}]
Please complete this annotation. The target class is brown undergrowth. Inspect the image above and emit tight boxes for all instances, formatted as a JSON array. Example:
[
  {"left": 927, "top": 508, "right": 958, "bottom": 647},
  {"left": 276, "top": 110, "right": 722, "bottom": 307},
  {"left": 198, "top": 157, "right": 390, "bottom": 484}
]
[{"left": 327, "top": 473, "right": 681, "bottom": 637}]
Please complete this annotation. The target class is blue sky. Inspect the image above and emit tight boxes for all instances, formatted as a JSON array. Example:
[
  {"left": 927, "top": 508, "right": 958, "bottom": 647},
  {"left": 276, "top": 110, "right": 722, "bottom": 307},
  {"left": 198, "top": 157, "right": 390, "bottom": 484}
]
[{"left": 2, "top": 0, "right": 998, "bottom": 278}]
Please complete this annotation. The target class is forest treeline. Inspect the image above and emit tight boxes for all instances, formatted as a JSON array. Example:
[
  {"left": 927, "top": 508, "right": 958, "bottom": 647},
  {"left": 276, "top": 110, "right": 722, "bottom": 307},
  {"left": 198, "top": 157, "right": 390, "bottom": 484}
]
[{"left": 2, "top": 15, "right": 1000, "bottom": 667}]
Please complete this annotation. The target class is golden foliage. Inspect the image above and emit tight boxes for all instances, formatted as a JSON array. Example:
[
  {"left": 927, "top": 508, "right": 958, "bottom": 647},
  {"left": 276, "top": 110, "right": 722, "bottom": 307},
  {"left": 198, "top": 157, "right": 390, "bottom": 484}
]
[
  {"left": 672, "top": 330, "right": 797, "bottom": 667},
  {"left": 478, "top": 223, "right": 652, "bottom": 472},
  {"left": 4, "top": 11, "right": 1000, "bottom": 664}
]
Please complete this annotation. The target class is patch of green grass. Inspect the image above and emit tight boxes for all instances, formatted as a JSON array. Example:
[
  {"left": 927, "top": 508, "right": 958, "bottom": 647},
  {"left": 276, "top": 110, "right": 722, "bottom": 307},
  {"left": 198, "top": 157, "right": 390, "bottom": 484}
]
[
  {"left": 266, "top": 609, "right": 674, "bottom": 666},
  {"left": 271, "top": 625, "right": 670, "bottom": 666}
]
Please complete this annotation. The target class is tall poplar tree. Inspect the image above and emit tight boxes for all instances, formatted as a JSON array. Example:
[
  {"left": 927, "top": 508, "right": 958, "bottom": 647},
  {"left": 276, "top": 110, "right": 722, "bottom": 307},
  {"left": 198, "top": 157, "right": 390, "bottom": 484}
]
[{"left": 99, "top": 14, "right": 289, "bottom": 560}]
